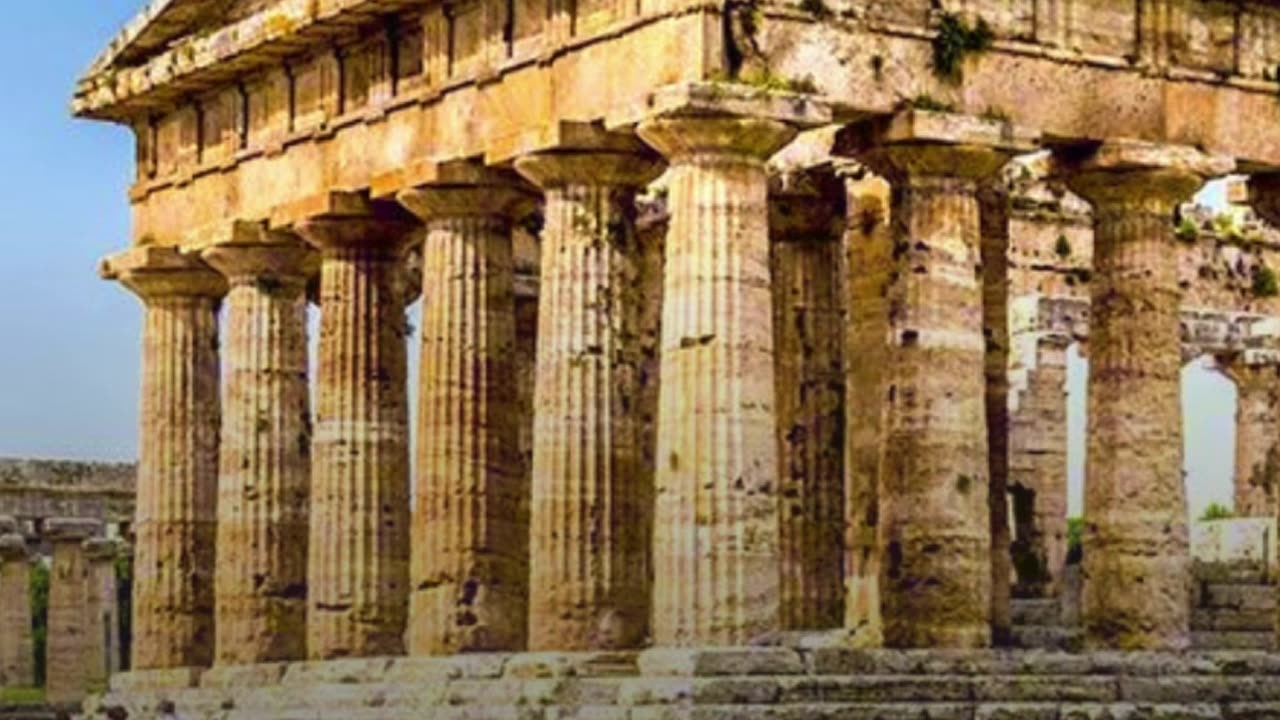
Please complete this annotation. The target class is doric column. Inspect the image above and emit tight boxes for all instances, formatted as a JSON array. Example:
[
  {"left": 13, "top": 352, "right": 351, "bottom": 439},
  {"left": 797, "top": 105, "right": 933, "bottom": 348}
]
[
  {"left": 838, "top": 110, "right": 1036, "bottom": 648},
  {"left": 768, "top": 169, "right": 846, "bottom": 631},
  {"left": 1219, "top": 359, "right": 1280, "bottom": 518},
  {"left": 201, "top": 222, "right": 315, "bottom": 665},
  {"left": 100, "top": 247, "right": 226, "bottom": 670},
  {"left": 843, "top": 170, "right": 892, "bottom": 645},
  {"left": 1008, "top": 334, "right": 1071, "bottom": 599},
  {"left": 292, "top": 193, "right": 418, "bottom": 660},
  {"left": 514, "top": 137, "right": 664, "bottom": 651},
  {"left": 398, "top": 165, "right": 534, "bottom": 655},
  {"left": 45, "top": 519, "right": 101, "bottom": 704},
  {"left": 0, "top": 521, "right": 34, "bottom": 689},
  {"left": 636, "top": 102, "right": 811, "bottom": 646},
  {"left": 1058, "top": 140, "right": 1232, "bottom": 650},
  {"left": 83, "top": 538, "right": 121, "bottom": 692}
]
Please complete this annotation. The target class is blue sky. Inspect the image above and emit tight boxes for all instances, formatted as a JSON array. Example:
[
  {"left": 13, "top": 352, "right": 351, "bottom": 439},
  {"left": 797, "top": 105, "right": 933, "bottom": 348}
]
[{"left": 0, "top": 2, "right": 1236, "bottom": 518}]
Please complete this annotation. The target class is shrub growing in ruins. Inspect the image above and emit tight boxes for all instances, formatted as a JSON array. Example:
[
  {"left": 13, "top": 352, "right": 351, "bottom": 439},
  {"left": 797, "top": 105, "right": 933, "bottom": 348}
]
[
  {"left": 1200, "top": 502, "right": 1235, "bottom": 521},
  {"left": 932, "top": 12, "right": 994, "bottom": 83},
  {"left": 1176, "top": 217, "right": 1201, "bottom": 243},
  {"left": 1252, "top": 265, "right": 1279, "bottom": 298}
]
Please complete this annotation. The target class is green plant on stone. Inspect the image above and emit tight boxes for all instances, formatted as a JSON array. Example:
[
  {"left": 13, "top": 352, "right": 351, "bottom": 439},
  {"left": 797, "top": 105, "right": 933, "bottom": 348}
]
[
  {"left": 1200, "top": 502, "right": 1235, "bottom": 521},
  {"left": 1066, "top": 517, "right": 1084, "bottom": 563},
  {"left": 931, "top": 12, "right": 994, "bottom": 83},
  {"left": 1176, "top": 217, "right": 1200, "bottom": 243},
  {"left": 1253, "top": 264, "right": 1279, "bottom": 298}
]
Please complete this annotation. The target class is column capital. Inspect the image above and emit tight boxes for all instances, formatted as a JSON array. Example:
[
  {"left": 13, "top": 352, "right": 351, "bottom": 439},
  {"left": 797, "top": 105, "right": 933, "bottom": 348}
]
[
  {"left": 277, "top": 191, "right": 420, "bottom": 254},
  {"left": 1248, "top": 173, "right": 1280, "bottom": 227},
  {"left": 198, "top": 220, "right": 318, "bottom": 283},
  {"left": 835, "top": 109, "right": 1039, "bottom": 182},
  {"left": 83, "top": 537, "right": 121, "bottom": 562},
  {"left": 638, "top": 115, "right": 797, "bottom": 164},
  {"left": 397, "top": 162, "right": 537, "bottom": 221},
  {"left": 100, "top": 246, "right": 228, "bottom": 300},
  {"left": 769, "top": 166, "right": 847, "bottom": 240},
  {"left": 0, "top": 533, "right": 27, "bottom": 561},
  {"left": 515, "top": 151, "right": 663, "bottom": 190},
  {"left": 1052, "top": 140, "right": 1234, "bottom": 208},
  {"left": 45, "top": 517, "right": 103, "bottom": 543}
]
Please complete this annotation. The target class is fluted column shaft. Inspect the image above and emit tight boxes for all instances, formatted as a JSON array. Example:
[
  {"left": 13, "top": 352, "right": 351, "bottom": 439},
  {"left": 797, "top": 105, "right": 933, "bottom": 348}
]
[
  {"left": 1063, "top": 144, "right": 1228, "bottom": 650},
  {"left": 769, "top": 180, "right": 846, "bottom": 631},
  {"left": 103, "top": 248, "right": 226, "bottom": 670},
  {"left": 0, "top": 533, "right": 34, "bottom": 688},
  {"left": 1224, "top": 363, "right": 1280, "bottom": 518},
  {"left": 203, "top": 235, "right": 314, "bottom": 665},
  {"left": 83, "top": 539, "right": 121, "bottom": 692},
  {"left": 297, "top": 214, "right": 416, "bottom": 660},
  {"left": 516, "top": 151, "right": 663, "bottom": 650},
  {"left": 399, "top": 180, "right": 530, "bottom": 655},
  {"left": 637, "top": 116, "right": 797, "bottom": 646}
]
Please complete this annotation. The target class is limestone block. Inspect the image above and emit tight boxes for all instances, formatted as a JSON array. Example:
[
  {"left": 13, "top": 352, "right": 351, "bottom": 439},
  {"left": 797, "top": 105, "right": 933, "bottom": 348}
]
[
  {"left": 100, "top": 246, "right": 226, "bottom": 671},
  {"left": 515, "top": 145, "right": 663, "bottom": 652},
  {"left": 1192, "top": 519, "right": 1277, "bottom": 584},
  {"left": 202, "top": 223, "right": 315, "bottom": 665},
  {"left": 293, "top": 194, "right": 418, "bottom": 660}
]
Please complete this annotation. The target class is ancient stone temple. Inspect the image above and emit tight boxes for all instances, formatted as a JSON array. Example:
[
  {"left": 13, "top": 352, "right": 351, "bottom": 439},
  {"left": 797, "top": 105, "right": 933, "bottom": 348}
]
[{"left": 71, "top": 0, "right": 1280, "bottom": 717}]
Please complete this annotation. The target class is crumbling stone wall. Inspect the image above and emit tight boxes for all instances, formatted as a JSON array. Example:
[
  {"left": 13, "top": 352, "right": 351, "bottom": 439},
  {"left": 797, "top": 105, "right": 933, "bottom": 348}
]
[{"left": 0, "top": 459, "right": 135, "bottom": 528}]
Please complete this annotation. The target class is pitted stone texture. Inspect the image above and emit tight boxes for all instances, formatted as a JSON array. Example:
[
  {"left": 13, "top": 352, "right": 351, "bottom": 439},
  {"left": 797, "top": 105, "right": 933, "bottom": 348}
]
[
  {"left": 83, "top": 538, "right": 122, "bottom": 694},
  {"left": 296, "top": 200, "right": 418, "bottom": 660},
  {"left": 0, "top": 533, "right": 34, "bottom": 689},
  {"left": 768, "top": 171, "right": 846, "bottom": 632},
  {"left": 202, "top": 227, "right": 315, "bottom": 665},
  {"left": 398, "top": 173, "right": 532, "bottom": 656},
  {"left": 46, "top": 521, "right": 99, "bottom": 704},
  {"left": 843, "top": 173, "right": 892, "bottom": 646},
  {"left": 839, "top": 110, "right": 1037, "bottom": 649},
  {"left": 1057, "top": 141, "right": 1233, "bottom": 651},
  {"left": 515, "top": 149, "right": 663, "bottom": 651},
  {"left": 1219, "top": 361, "right": 1280, "bottom": 519},
  {"left": 101, "top": 246, "right": 226, "bottom": 671},
  {"left": 636, "top": 114, "right": 796, "bottom": 647},
  {"left": 91, "top": 649, "right": 1280, "bottom": 720}
]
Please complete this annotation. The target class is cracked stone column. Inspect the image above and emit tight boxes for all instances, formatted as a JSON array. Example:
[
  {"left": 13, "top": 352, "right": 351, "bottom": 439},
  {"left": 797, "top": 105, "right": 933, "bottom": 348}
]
[
  {"left": 838, "top": 110, "right": 1036, "bottom": 648},
  {"left": 1059, "top": 140, "right": 1232, "bottom": 650},
  {"left": 769, "top": 170, "right": 846, "bottom": 631},
  {"left": 514, "top": 137, "right": 664, "bottom": 650},
  {"left": 45, "top": 519, "right": 101, "bottom": 705},
  {"left": 398, "top": 165, "right": 534, "bottom": 655},
  {"left": 202, "top": 223, "right": 315, "bottom": 665},
  {"left": 1219, "top": 358, "right": 1280, "bottom": 518},
  {"left": 0, "top": 521, "right": 34, "bottom": 689},
  {"left": 83, "top": 538, "right": 121, "bottom": 692},
  {"left": 293, "top": 193, "right": 418, "bottom": 660},
  {"left": 101, "top": 247, "right": 226, "bottom": 670},
  {"left": 636, "top": 90, "right": 827, "bottom": 645}
]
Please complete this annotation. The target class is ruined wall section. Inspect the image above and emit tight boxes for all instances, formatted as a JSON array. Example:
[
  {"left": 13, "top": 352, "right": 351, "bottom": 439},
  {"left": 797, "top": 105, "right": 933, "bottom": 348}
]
[{"left": 0, "top": 459, "right": 136, "bottom": 526}]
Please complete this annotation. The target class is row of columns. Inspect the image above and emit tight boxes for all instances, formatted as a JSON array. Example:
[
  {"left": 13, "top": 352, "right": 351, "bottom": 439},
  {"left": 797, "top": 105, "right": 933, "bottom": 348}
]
[{"left": 105, "top": 99, "right": 1244, "bottom": 669}]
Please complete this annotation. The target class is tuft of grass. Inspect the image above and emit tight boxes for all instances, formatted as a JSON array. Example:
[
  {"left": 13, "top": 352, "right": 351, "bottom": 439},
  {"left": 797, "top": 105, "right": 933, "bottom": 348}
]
[
  {"left": 1200, "top": 502, "right": 1236, "bottom": 521},
  {"left": 1253, "top": 265, "right": 1279, "bottom": 298},
  {"left": 932, "top": 12, "right": 994, "bottom": 83},
  {"left": 1176, "top": 217, "right": 1200, "bottom": 243},
  {"left": 0, "top": 687, "right": 45, "bottom": 705}
]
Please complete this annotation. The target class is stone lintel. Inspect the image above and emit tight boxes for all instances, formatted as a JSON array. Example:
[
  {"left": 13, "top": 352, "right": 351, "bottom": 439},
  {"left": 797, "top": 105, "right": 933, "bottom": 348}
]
[
  {"left": 396, "top": 162, "right": 537, "bottom": 220},
  {"left": 1052, "top": 140, "right": 1235, "bottom": 204},
  {"left": 82, "top": 537, "right": 121, "bottom": 562},
  {"left": 608, "top": 82, "right": 832, "bottom": 134},
  {"left": 44, "top": 517, "right": 103, "bottom": 542},
  {"left": 0, "top": 533, "right": 28, "bottom": 560},
  {"left": 100, "top": 246, "right": 228, "bottom": 299}
]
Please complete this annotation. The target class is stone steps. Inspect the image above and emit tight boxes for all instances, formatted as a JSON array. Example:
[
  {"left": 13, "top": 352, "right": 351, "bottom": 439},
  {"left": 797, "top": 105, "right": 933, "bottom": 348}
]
[
  {"left": 1012, "top": 599, "right": 1061, "bottom": 627},
  {"left": 1200, "top": 583, "right": 1275, "bottom": 612},
  {"left": 86, "top": 649, "right": 1280, "bottom": 720}
]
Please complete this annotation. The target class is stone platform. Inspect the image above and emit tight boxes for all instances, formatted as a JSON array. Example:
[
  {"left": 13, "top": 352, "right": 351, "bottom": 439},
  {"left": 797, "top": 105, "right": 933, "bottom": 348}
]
[{"left": 84, "top": 646, "right": 1280, "bottom": 719}]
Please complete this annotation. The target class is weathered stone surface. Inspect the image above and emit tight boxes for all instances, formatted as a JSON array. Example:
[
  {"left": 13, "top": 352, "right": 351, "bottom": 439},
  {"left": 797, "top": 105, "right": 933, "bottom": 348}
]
[
  {"left": 1220, "top": 360, "right": 1280, "bottom": 518},
  {"left": 1056, "top": 140, "right": 1234, "bottom": 651},
  {"left": 201, "top": 222, "right": 315, "bottom": 666},
  {"left": 768, "top": 168, "right": 846, "bottom": 633},
  {"left": 0, "top": 531, "right": 34, "bottom": 689},
  {"left": 838, "top": 109, "right": 1038, "bottom": 649},
  {"left": 398, "top": 166, "right": 532, "bottom": 656},
  {"left": 0, "top": 459, "right": 135, "bottom": 526},
  {"left": 515, "top": 145, "right": 663, "bottom": 651},
  {"left": 636, "top": 112, "right": 796, "bottom": 647},
  {"left": 45, "top": 518, "right": 102, "bottom": 704},
  {"left": 83, "top": 537, "right": 122, "bottom": 694},
  {"left": 100, "top": 247, "right": 226, "bottom": 671},
  {"left": 293, "top": 194, "right": 418, "bottom": 660}
]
